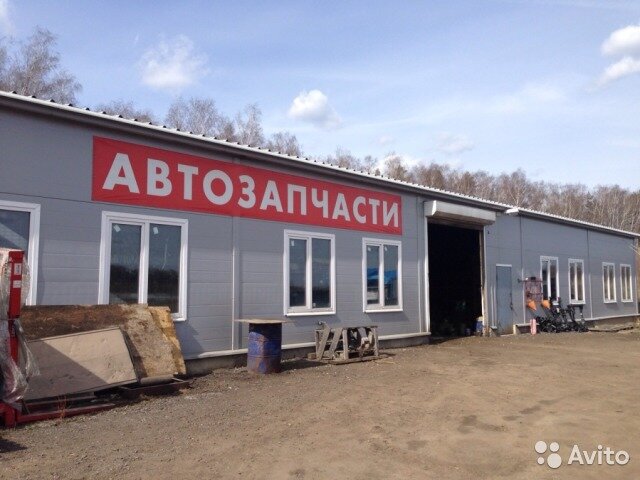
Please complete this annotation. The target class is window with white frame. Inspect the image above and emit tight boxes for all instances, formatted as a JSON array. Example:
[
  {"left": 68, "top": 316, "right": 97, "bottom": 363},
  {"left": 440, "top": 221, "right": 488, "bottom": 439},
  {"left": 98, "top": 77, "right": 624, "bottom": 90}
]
[
  {"left": 363, "top": 239, "right": 402, "bottom": 311},
  {"left": 284, "top": 230, "right": 335, "bottom": 315},
  {"left": 99, "top": 212, "right": 188, "bottom": 320},
  {"left": 0, "top": 200, "right": 40, "bottom": 305},
  {"left": 540, "top": 256, "right": 559, "bottom": 300},
  {"left": 621, "top": 264, "right": 632, "bottom": 302},
  {"left": 568, "top": 259, "right": 585, "bottom": 304},
  {"left": 602, "top": 263, "right": 616, "bottom": 303}
]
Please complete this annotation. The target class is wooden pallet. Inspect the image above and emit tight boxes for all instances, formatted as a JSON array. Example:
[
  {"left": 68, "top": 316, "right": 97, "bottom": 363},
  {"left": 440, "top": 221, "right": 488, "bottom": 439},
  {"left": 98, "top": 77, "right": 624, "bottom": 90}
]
[{"left": 313, "top": 323, "right": 380, "bottom": 363}]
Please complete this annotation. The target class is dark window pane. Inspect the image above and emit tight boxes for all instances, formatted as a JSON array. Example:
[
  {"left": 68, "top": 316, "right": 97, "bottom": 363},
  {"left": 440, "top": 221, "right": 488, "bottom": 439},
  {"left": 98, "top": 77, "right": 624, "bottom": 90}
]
[
  {"left": 609, "top": 267, "right": 615, "bottom": 299},
  {"left": 109, "top": 223, "right": 141, "bottom": 305},
  {"left": 623, "top": 266, "right": 631, "bottom": 300},
  {"left": 576, "top": 262, "right": 583, "bottom": 302},
  {"left": 312, "top": 238, "right": 331, "bottom": 308},
  {"left": 366, "top": 245, "right": 380, "bottom": 305},
  {"left": 541, "top": 260, "right": 549, "bottom": 300},
  {"left": 0, "top": 209, "right": 30, "bottom": 256},
  {"left": 550, "top": 260, "right": 557, "bottom": 299},
  {"left": 147, "top": 224, "right": 181, "bottom": 313},
  {"left": 569, "top": 262, "right": 576, "bottom": 301},
  {"left": 384, "top": 245, "right": 399, "bottom": 306},
  {"left": 289, "top": 238, "right": 306, "bottom": 307},
  {"left": 603, "top": 265, "right": 615, "bottom": 301}
]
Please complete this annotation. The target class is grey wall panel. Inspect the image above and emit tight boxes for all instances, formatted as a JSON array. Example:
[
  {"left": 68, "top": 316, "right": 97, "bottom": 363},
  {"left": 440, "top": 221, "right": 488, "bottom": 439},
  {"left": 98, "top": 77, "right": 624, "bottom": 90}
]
[
  {"left": 486, "top": 214, "right": 637, "bottom": 330},
  {"left": 520, "top": 218, "right": 591, "bottom": 318},
  {"left": 38, "top": 199, "right": 101, "bottom": 305},
  {"left": 2, "top": 111, "right": 94, "bottom": 200},
  {"left": 235, "top": 194, "right": 421, "bottom": 349},
  {"left": 40, "top": 253, "right": 97, "bottom": 269},
  {"left": 484, "top": 215, "right": 525, "bottom": 329},
  {"left": 588, "top": 231, "right": 637, "bottom": 318},
  {"left": 177, "top": 214, "right": 233, "bottom": 355},
  {"left": 522, "top": 218, "right": 590, "bottom": 258},
  {"left": 174, "top": 322, "right": 233, "bottom": 355}
]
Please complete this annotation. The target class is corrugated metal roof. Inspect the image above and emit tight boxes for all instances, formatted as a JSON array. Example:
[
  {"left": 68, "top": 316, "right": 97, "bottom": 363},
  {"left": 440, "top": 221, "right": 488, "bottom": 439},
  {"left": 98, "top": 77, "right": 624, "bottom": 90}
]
[{"left": 1, "top": 90, "right": 638, "bottom": 239}]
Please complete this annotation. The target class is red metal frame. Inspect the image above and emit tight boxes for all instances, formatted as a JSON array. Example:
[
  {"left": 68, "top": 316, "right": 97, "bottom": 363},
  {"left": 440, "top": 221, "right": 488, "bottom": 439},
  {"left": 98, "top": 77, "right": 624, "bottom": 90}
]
[
  {"left": 1, "top": 250, "right": 23, "bottom": 427},
  {"left": 1, "top": 250, "right": 114, "bottom": 428}
]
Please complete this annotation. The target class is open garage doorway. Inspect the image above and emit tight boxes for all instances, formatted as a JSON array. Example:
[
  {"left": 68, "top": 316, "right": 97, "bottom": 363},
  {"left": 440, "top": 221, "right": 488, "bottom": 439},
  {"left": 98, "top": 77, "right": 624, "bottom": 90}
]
[{"left": 428, "top": 222, "right": 483, "bottom": 336}]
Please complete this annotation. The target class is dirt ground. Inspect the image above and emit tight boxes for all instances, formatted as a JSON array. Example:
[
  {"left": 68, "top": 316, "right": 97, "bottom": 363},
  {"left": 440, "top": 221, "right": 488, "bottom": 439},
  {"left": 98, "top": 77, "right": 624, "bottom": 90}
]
[{"left": 1, "top": 331, "right": 639, "bottom": 480}]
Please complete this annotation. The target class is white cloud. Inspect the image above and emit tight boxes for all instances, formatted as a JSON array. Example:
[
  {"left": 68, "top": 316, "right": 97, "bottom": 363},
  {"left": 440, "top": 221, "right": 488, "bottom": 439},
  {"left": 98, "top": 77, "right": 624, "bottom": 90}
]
[
  {"left": 596, "top": 23, "right": 640, "bottom": 87},
  {"left": 288, "top": 90, "right": 342, "bottom": 130},
  {"left": 601, "top": 23, "right": 640, "bottom": 57},
  {"left": 139, "top": 35, "right": 208, "bottom": 91},
  {"left": 597, "top": 56, "right": 640, "bottom": 86},
  {"left": 0, "top": 0, "right": 12, "bottom": 34},
  {"left": 435, "top": 132, "right": 475, "bottom": 155}
]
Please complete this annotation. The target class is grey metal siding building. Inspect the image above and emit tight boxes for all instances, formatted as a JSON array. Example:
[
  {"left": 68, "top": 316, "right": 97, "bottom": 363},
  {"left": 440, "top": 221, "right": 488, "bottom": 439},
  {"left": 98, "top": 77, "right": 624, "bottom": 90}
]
[{"left": 1, "top": 91, "right": 637, "bottom": 367}]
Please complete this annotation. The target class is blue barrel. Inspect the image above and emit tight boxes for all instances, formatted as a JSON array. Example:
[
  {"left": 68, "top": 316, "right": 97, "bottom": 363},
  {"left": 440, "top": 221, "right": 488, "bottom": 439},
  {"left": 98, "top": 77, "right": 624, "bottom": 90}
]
[{"left": 247, "top": 323, "right": 282, "bottom": 374}]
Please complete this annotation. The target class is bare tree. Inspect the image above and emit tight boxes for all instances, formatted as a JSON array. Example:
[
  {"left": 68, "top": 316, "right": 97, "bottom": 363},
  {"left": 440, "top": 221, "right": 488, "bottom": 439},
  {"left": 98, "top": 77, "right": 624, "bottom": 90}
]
[
  {"left": 360, "top": 155, "right": 381, "bottom": 175},
  {"left": 165, "top": 96, "right": 231, "bottom": 137},
  {"left": 0, "top": 27, "right": 81, "bottom": 103},
  {"left": 0, "top": 42, "right": 7, "bottom": 79},
  {"left": 164, "top": 98, "right": 305, "bottom": 155},
  {"left": 412, "top": 163, "right": 448, "bottom": 190},
  {"left": 323, "top": 148, "right": 380, "bottom": 174},
  {"left": 451, "top": 171, "right": 477, "bottom": 196},
  {"left": 235, "top": 103, "right": 265, "bottom": 147},
  {"left": 471, "top": 170, "right": 497, "bottom": 200},
  {"left": 494, "top": 169, "right": 537, "bottom": 208},
  {"left": 217, "top": 118, "right": 237, "bottom": 142},
  {"left": 266, "top": 131, "right": 303, "bottom": 157},
  {"left": 96, "top": 100, "right": 156, "bottom": 123},
  {"left": 383, "top": 153, "right": 413, "bottom": 182},
  {"left": 326, "top": 147, "right": 359, "bottom": 169}
]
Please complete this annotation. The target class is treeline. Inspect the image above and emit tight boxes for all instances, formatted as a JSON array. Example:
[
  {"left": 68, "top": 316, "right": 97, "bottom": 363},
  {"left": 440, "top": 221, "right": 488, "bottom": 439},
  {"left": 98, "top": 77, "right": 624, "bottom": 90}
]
[
  {"left": 2, "top": 28, "right": 639, "bottom": 234},
  {"left": 95, "top": 98, "right": 304, "bottom": 157},
  {"left": 380, "top": 155, "right": 639, "bottom": 234}
]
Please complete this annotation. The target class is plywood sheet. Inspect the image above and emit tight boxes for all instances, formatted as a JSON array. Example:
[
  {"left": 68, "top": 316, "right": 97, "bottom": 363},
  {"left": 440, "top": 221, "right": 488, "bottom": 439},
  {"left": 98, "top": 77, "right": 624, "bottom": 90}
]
[
  {"left": 25, "top": 327, "right": 137, "bottom": 400},
  {"left": 21, "top": 304, "right": 181, "bottom": 378}
]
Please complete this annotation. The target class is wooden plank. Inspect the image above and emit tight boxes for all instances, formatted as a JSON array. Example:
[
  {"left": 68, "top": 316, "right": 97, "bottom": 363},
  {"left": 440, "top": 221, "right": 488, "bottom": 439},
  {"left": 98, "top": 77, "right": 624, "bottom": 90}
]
[
  {"left": 316, "top": 323, "right": 331, "bottom": 360},
  {"left": 327, "top": 328, "right": 343, "bottom": 360},
  {"left": 328, "top": 355, "right": 384, "bottom": 365},
  {"left": 342, "top": 329, "right": 349, "bottom": 360},
  {"left": 25, "top": 327, "right": 137, "bottom": 401},
  {"left": 372, "top": 327, "right": 379, "bottom": 357}
]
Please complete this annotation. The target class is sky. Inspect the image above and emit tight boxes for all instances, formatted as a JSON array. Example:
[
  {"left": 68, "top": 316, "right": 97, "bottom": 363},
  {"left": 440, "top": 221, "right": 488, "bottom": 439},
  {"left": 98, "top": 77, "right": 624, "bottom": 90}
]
[{"left": 1, "top": 0, "right": 640, "bottom": 188}]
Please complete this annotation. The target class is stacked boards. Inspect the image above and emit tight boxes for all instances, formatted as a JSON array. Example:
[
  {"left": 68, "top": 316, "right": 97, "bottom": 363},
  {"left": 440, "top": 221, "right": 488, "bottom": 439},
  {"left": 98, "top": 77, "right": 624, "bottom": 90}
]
[{"left": 20, "top": 304, "right": 186, "bottom": 400}]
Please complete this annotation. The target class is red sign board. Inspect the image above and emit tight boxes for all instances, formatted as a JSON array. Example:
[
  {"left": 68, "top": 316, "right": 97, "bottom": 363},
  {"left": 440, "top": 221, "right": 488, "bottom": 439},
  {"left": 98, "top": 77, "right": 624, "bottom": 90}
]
[{"left": 92, "top": 137, "right": 402, "bottom": 234}]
